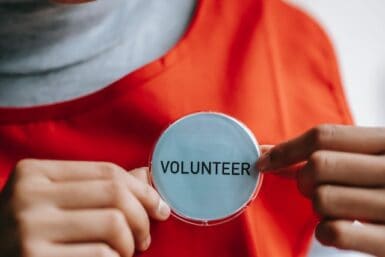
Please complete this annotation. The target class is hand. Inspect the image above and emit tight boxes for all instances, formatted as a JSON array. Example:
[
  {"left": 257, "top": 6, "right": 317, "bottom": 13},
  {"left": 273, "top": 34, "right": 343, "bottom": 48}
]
[
  {"left": 257, "top": 125, "right": 385, "bottom": 257},
  {"left": 0, "top": 160, "right": 170, "bottom": 257}
]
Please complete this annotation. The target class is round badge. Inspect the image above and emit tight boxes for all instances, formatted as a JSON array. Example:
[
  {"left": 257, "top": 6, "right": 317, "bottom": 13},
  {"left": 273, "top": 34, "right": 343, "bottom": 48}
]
[{"left": 149, "top": 112, "right": 262, "bottom": 225}]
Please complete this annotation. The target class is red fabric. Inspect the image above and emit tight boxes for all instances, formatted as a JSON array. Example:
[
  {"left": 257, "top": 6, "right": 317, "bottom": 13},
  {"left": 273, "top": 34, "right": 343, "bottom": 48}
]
[{"left": 0, "top": 0, "right": 352, "bottom": 256}]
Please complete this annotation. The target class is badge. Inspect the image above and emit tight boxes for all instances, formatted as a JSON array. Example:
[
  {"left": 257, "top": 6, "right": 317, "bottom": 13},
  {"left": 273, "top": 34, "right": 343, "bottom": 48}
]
[{"left": 150, "top": 112, "right": 262, "bottom": 225}]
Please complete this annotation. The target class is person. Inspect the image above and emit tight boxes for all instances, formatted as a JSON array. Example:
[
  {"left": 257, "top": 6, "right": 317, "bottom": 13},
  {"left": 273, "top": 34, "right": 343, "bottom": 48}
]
[{"left": 0, "top": 0, "right": 384, "bottom": 257}]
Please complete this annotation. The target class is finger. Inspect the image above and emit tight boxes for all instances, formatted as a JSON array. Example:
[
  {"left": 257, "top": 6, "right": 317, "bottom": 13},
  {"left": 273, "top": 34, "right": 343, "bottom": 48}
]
[
  {"left": 47, "top": 209, "right": 136, "bottom": 257},
  {"left": 87, "top": 168, "right": 171, "bottom": 221},
  {"left": 44, "top": 243, "right": 120, "bottom": 257},
  {"left": 260, "top": 145, "right": 274, "bottom": 155},
  {"left": 257, "top": 125, "right": 385, "bottom": 171},
  {"left": 48, "top": 181, "right": 151, "bottom": 251},
  {"left": 49, "top": 174, "right": 170, "bottom": 221},
  {"left": 122, "top": 168, "right": 170, "bottom": 220},
  {"left": 258, "top": 145, "right": 304, "bottom": 179},
  {"left": 126, "top": 174, "right": 171, "bottom": 221},
  {"left": 297, "top": 151, "right": 385, "bottom": 195},
  {"left": 316, "top": 220, "right": 385, "bottom": 257},
  {"left": 18, "top": 159, "right": 127, "bottom": 182},
  {"left": 129, "top": 167, "right": 150, "bottom": 184},
  {"left": 312, "top": 185, "right": 385, "bottom": 222},
  {"left": 19, "top": 159, "right": 170, "bottom": 221}
]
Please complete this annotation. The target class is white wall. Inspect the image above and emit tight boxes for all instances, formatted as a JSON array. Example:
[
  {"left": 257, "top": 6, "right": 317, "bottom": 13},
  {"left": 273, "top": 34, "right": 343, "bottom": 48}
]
[
  {"left": 290, "top": 0, "right": 385, "bottom": 127},
  {"left": 287, "top": 1, "right": 385, "bottom": 256}
]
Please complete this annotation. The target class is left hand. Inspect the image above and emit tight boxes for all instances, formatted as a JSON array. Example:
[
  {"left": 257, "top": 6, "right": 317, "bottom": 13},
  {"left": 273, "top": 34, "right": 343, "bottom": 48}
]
[{"left": 257, "top": 125, "right": 385, "bottom": 256}]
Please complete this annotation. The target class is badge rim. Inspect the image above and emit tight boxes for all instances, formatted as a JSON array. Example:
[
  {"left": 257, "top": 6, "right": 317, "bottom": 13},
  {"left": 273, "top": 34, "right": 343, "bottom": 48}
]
[{"left": 148, "top": 111, "right": 263, "bottom": 226}]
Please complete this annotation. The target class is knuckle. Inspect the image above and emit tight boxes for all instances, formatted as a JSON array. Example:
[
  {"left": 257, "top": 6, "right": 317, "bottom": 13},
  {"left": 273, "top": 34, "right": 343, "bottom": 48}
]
[
  {"left": 108, "top": 180, "right": 127, "bottom": 205},
  {"left": 14, "top": 159, "right": 36, "bottom": 179},
  {"left": 141, "top": 183, "right": 153, "bottom": 198},
  {"left": 16, "top": 211, "right": 34, "bottom": 231},
  {"left": 12, "top": 181, "right": 50, "bottom": 209},
  {"left": 93, "top": 245, "right": 116, "bottom": 257},
  {"left": 16, "top": 210, "right": 46, "bottom": 238},
  {"left": 106, "top": 210, "right": 127, "bottom": 238},
  {"left": 99, "top": 162, "right": 123, "bottom": 180},
  {"left": 13, "top": 181, "right": 27, "bottom": 202},
  {"left": 21, "top": 240, "right": 41, "bottom": 257},
  {"left": 313, "top": 185, "right": 332, "bottom": 216},
  {"left": 141, "top": 184, "right": 158, "bottom": 207},
  {"left": 311, "top": 124, "right": 337, "bottom": 149},
  {"left": 308, "top": 152, "right": 327, "bottom": 181},
  {"left": 296, "top": 168, "right": 313, "bottom": 197},
  {"left": 15, "top": 210, "right": 29, "bottom": 225}
]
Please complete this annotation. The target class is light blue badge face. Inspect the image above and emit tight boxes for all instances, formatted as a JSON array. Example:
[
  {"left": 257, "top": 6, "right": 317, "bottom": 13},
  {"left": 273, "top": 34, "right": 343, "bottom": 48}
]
[{"left": 150, "top": 112, "right": 262, "bottom": 225}]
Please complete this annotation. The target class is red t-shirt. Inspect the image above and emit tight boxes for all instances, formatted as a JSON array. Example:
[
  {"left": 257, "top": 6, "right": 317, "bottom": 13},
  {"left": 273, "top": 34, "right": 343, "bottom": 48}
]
[{"left": 0, "top": 0, "right": 352, "bottom": 256}]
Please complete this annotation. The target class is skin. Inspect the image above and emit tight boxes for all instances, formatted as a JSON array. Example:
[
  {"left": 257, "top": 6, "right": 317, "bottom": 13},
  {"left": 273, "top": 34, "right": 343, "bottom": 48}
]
[
  {"left": 2, "top": 1, "right": 172, "bottom": 255},
  {"left": 0, "top": 160, "right": 171, "bottom": 257},
  {"left": 7, "top": 1, "right": 385, "bottom": 256},
  {"left": 2, "top": 126, "right": 383, "bottom": 257},
  {"left": 257, "top": 125, "right": 385, "bottom": 257}
]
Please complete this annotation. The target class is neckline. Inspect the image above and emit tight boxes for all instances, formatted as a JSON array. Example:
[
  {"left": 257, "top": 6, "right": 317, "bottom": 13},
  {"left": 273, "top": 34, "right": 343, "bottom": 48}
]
[{"left": 0, "top": 0, "right": 204, "bottom": 124}]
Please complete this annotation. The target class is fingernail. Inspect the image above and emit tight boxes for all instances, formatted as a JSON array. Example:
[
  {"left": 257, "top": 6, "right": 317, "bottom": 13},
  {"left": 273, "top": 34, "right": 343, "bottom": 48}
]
[
  {"left": 257, "top": 152, "right": 271, "bottom": 171},
  {"left": 141, "top": 235, "right": 151, "bottom": 250},
  {"left": 158, "top": 199, "right": 171, "bottom": 219}
]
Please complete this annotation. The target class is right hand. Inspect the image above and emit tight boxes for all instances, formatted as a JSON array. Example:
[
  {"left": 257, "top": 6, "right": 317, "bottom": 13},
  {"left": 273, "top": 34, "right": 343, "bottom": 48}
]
[{"left": 0, "top": 159, "right": 171, "bottom": 257}]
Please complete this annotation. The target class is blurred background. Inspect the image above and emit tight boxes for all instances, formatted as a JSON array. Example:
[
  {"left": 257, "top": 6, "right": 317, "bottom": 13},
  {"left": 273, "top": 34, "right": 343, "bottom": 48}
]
[{"left": 289, "top": 1, "right": 385, "bottom": 256}]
